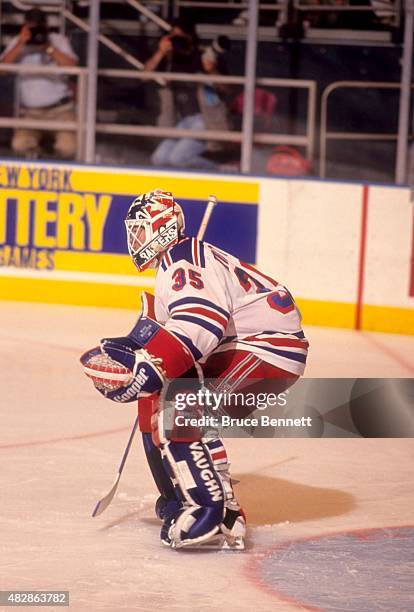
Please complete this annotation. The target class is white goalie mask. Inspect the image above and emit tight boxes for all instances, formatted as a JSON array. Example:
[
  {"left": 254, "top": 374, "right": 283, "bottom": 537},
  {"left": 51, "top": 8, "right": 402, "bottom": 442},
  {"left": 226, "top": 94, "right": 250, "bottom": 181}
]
[{"left": 125, "top": 189, "right": 185, "bottom": 271}]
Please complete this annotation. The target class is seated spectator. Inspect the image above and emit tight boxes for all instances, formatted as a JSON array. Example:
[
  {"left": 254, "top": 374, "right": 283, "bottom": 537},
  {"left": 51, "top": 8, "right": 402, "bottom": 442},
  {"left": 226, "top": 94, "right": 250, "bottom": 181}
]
[
  {"left": 0, "top": 8, "right": 78, "bottom": 159},
  {"left": 145, "top": 17, "right": 217, "bottom": 170},
  {"left": 199, "top": 35, "right": 234, "bottom": 154}
]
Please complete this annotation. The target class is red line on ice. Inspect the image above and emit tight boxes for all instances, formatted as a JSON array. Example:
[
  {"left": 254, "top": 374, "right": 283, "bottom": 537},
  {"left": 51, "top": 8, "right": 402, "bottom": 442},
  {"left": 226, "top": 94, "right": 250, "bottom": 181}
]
[
  {"left": 0, "top": 426, "right": 130, "bottom": 450},
  {"left": 360, "top": 332, "right": 414, "bottom": 375}
]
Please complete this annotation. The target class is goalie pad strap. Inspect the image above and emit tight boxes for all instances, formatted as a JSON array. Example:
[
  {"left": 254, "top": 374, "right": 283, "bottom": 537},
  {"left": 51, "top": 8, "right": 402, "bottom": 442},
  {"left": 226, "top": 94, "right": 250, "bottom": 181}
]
[
  {"left": 142, "top": 432, "right": 178, "bottom": 502},
  {"left": 129, "top": 317, "right": 194, "bottom": 379}
]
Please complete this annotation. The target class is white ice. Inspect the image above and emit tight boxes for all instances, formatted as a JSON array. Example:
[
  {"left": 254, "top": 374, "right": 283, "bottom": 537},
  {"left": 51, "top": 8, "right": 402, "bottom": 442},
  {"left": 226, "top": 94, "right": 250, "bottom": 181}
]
[{"left": 1, "top": 301, "right": 413, "bottom": 611}]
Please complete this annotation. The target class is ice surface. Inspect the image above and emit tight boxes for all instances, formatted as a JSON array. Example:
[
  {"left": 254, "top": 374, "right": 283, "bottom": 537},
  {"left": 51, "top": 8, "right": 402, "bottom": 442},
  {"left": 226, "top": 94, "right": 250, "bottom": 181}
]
[
  {"left": 1, "top": 302, "right": 413, "bottom": 611},
  {"left": 256, "top": 527, "right": 414, "bottom": 611}
]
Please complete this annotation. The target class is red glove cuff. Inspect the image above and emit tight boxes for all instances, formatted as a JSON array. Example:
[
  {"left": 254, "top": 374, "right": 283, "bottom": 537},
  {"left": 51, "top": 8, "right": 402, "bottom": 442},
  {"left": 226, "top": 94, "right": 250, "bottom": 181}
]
[{"left": 145, "top": 325, "right": 194, "bottom": 378}]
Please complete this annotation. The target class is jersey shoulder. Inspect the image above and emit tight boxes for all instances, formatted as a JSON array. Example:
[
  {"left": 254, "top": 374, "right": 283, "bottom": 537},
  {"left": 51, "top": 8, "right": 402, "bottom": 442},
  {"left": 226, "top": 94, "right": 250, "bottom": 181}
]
[{"left": 160, "top": 237, "right": 207, "bottom": 271}]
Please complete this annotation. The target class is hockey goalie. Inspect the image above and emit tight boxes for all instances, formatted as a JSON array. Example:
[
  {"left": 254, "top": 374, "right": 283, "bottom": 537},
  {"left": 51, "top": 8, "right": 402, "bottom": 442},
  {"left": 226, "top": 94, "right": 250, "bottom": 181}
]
[{"left": 81, "top": 189, "right": 308, "bottom": 550}]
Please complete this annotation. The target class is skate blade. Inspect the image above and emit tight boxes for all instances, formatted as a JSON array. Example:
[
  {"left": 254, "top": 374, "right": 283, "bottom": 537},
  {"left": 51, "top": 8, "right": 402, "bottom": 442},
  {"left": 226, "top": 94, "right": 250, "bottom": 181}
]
[{"left": 172, "top": 533, "right": 245, "bottom": 551}]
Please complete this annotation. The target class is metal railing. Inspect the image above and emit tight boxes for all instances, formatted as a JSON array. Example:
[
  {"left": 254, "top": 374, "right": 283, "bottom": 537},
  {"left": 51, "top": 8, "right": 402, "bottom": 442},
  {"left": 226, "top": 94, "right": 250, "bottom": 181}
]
[
  {"left": 95, "top": 69, "right": 317, "bottom": 159},
  {"left": 123, "top": 0, "right": 170, "bottom": 29},
  {"left": 2, "top": 0, "right": 167, "bottom": 76},
  {"left": 0, "top": 63, "right": 316, "bottom": 166},
  {"left": 0, "top": 0, "right": 412, "bottom": 181},
  {"left": 173, "top": 0, "right": 401, "bottom": 27},
  {"left": 173, "top": 1, "right": 284, "bottom": 8},
  {"left": 7, "top": 0, "right": 63, "bottom": 10},
  {"left": 293, "top": 0, "right": 402, "bottom": 28},
  {"left": 294, "top": 1, "right": 395, "bottom": 12},
  {"left": 319, "top": 80, "right": 412, "bottom": 179}
]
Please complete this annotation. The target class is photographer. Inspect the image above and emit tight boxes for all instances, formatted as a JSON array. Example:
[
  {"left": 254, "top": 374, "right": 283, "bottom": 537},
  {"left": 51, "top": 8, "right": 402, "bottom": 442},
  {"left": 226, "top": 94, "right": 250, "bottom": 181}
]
[
  {"left": 145, "top": 18, "right": 216, "bottom": 170},
  {"left": 0, "top": 8, "right": 78, "bottom": 159}
]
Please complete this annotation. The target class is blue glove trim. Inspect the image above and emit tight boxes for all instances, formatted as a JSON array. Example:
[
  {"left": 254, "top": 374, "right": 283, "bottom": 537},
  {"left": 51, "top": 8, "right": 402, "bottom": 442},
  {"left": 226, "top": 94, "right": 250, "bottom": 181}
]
[{"left": 101, "top": 338, "right": 137, "bottom": 371}]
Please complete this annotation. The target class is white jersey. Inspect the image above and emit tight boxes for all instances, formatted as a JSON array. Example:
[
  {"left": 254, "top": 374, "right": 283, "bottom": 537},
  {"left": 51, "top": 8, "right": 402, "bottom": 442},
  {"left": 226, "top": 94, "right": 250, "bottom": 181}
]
[
  {"left": 0, "top": 33, "right": 78, "bottom": 108},
  {"left": 154, "top": 238, "right": 308, "bottom": 375}
]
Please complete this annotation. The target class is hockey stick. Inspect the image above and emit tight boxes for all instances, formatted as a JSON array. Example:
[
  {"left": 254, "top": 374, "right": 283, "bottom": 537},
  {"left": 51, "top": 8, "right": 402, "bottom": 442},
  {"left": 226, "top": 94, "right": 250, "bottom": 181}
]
[
  {"left": 92, "top": 416, "right": 139, "bottom": 517},
  {"left": 198, "top": 195, "right": 217, "bottom": 240},
  {"left": 91, "top": 195, "right": 218, "bottom": 517}
]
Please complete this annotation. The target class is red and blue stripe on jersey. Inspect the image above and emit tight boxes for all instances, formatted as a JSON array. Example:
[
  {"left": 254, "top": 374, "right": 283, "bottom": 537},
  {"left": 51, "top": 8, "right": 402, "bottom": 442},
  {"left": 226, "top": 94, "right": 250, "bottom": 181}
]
[
  {"left": 245, "top": 333, "right": 308, "bottom": 365},
  {"left": 161, "top": 237, "right": 206, "bottom": 271},
  {"left": 168, "top": 297, "right": 230, "bottom": 342},
  {"left": 217, "top": 330, "right": 308, "bottom": 369}
]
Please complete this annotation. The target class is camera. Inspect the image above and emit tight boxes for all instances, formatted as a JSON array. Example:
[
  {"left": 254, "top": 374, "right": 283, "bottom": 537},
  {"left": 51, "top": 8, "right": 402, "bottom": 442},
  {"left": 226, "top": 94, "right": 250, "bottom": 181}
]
[
  {"left": 170, "top": 35, "right": 192, "bottom": 54},
  {"left": 29, "top": 25, "right": 48, "bottom": 46}
]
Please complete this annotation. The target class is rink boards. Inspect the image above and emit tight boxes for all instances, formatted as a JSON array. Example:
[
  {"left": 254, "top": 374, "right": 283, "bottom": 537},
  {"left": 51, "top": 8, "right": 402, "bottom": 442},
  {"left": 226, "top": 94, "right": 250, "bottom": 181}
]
[{"left": 0, "top": 160, "right": 413, "bottom": 334}]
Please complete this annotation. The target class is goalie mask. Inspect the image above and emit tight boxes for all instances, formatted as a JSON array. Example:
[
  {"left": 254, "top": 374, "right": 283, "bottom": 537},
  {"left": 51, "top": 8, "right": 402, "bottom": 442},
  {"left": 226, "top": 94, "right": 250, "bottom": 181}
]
[{"left": 125, "top": 189, "right": 185, "bottom": 271}]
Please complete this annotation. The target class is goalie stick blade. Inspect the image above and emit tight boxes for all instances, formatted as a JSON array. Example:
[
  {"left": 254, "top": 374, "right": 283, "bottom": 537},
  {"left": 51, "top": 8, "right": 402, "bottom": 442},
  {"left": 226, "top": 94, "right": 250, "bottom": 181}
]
[
  {"left": 92, "top": 474, "right": 120, "bottom": 517},
  {"left": 91, "top": 416, "right": 139, "bottom": 518}
]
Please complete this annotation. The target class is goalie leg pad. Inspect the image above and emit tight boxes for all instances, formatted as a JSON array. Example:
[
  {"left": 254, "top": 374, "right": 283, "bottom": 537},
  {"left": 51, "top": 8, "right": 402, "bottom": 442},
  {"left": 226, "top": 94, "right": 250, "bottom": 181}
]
[
  {"left": 204, "top": 438, "right": 247, "bottom": 548},
  {"left": 151, "top": 369, "right": 205, "bottom": 446},
  {"left": 159, "top": 439, "right": 225, "bottom": 548},
  {"left": 204, "top": 438, "right": 235, "bottom": 502},
  {"left": 155, "top": 495, "right": 183, "bottom": 522},
  {"left": 164, "top": 506, "right": 222, "bottom": 549},
  {"left": 142, "top": 432, "right": 183, "bottom": 520}
]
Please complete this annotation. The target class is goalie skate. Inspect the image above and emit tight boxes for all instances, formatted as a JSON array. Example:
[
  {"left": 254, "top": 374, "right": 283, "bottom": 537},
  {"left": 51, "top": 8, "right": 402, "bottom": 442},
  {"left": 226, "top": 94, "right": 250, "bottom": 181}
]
[
  {"left": 217, "top": 506, "right": 246, "bottom": 551},
  {"left": 170, "top": 532, "right": 245, "bottom": 551},
  {"left": 164, "top": 507, "right": 246, "bottom": 551}
]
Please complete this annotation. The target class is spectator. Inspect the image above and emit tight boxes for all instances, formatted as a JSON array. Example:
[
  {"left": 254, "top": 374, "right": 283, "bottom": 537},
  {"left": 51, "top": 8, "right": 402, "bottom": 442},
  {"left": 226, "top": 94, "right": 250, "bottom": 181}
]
[
  {"left": 0, "top": 8, "right": 78, "bottom": 159},
  {"left": 199, "top": 35, "right": 234, "bottom": 155},
  {"left": 145, "top": 17, "right": 216, "bottom": 170}
]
